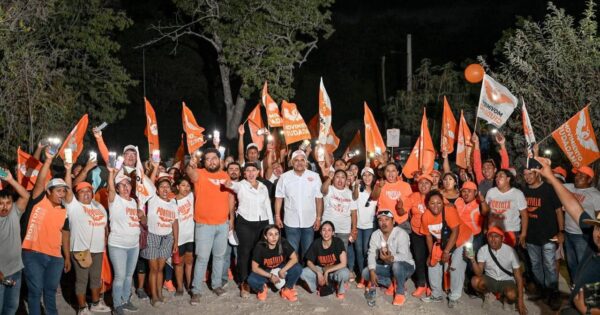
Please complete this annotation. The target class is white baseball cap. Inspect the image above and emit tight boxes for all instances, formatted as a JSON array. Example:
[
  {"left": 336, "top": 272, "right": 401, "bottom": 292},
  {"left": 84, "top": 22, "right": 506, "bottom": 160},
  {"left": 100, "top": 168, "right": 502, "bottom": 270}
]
[
  {"left": 291, "top": 150, "right": 307, "bottom": 161},
  {"left": 246, "top": 143, "right": 259, "bottom": 151},
  {"left": 46, "top": 178, "right": 68, "bottom": 190},
  {"left": 123, "top": 145, "right": 137, "bottom": 154}
]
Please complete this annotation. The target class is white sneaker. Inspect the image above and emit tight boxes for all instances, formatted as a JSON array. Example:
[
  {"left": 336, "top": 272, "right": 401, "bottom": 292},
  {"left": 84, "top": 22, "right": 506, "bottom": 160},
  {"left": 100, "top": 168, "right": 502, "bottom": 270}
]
[
  {"left": 77, "top": 307, "right": 92, "bottom": 315},
  {"left": 89, "top": 300, "right": 111, "bottom": 313}
]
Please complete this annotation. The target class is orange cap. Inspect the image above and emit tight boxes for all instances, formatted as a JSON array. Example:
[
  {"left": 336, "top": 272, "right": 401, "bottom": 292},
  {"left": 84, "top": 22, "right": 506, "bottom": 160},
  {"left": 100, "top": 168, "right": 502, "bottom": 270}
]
[
  {"left": 487, "top": 226, "right": 504, "bottom": 237},
  {"left": 573, "top": 166, "right": 595, "bottom": 178},
  {"left": 460, "top": 181, "right": 478, "bottom": 191},
  {"left": 552, "top": 166, "right": 567, "bottom": 179},
  {"left": 417, "top": 174, "right": 434, "bottom": 183},
  {"left": 74, "top": 182, "right": 93, "bottom": 193}
]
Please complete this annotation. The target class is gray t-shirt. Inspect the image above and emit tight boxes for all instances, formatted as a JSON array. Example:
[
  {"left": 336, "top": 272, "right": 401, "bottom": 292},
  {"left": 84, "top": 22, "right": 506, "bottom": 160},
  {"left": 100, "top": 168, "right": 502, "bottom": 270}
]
[{"left": 0, "top": 204, "right": 24, "bottom": 276}]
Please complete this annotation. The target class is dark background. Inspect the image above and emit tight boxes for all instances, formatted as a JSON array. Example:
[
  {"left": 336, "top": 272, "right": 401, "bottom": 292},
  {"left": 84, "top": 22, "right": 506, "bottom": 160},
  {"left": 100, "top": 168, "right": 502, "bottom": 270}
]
[{"left": 103, "top": 0, "right": 586, "bottom": 158}]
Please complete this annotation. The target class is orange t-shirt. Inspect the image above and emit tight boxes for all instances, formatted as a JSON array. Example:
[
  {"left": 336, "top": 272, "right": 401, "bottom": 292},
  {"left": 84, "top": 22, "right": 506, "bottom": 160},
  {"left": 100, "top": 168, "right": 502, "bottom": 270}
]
[
  {"left": 454, "top": 197, "right": 483, "bottom": 235},
  {"left": 420, "top": 206, "right": 472, "bottom": 247},
  {"left": 404, "top": 192, "right": 427, "bottom": 235},
  {"left": 377, "top": 180, "right": 413, "bottom": 224},
  {"left": 193, "top": 168, "right": 230, "bottom": 225},
  {"left": 22, "top": 195, "right": 67, "bottom": 257}
]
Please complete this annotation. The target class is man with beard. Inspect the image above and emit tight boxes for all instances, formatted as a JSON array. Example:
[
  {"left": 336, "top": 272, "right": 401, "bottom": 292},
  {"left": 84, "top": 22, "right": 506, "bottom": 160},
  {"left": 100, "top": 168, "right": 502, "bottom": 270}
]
[{"left": 187, "top": 148, "right": 231, "bottom": 303}]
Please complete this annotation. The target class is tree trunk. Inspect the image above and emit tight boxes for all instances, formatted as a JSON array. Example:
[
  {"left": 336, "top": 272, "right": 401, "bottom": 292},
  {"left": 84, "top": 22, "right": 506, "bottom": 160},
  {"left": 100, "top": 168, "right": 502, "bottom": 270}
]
[{"left": 226, "top": 91, "right": 246, "bottom": 139}]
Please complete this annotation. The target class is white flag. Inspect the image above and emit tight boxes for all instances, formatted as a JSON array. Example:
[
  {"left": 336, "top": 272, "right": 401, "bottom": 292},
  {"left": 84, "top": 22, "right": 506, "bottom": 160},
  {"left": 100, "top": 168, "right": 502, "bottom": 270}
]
[
  {"left": 522, "top": 100, "right": 536, "bottom": 146},
  {"left": 476, "top": 74, "right": 518, "bottom": 127}
]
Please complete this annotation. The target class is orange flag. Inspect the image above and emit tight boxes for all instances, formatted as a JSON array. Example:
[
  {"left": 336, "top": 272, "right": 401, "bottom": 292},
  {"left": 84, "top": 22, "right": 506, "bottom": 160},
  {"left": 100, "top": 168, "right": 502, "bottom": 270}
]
[
  {"left": 308, "top": 114, "right": 338, "bottom": 153},
  {"left": 308, "top": 114, "right": 319, "bottom": 138},
  {"left": 364, "top": 102, "right": 386, "bottom": 156},
  {"left": 318, "top": 78, "right": 333, "bottom": 145},
  {"left": 100, "top": 251, "right": 113, "bottom": 292},
  {"left": 247, "top": 103, "right": 265, "bottom": 151},
  {"left": 456, "top": 110, "right": 473, "bottom": 169},
  {"left": 181, "top": 102, "right": 205, "bottom": 153},
  {"left": 174, "top": 134, "right": 185, "bottom": 165},
  {"left": 402, "top": 138, "right": 420, "bottom": 178},
  {"left": 144, "top": 98, "right": 159, "bottom": 154},
  {"left": 58, "top": 114, "right": 89, "bottom": 162},
  {"left": 17, "top": 147, "right": 51, "bottom": 190},
  {"left": 344, "top": 130, "right": 364, "bottom": 163},
  {"left": 418, "top": 108, "right": 436, "bottom": 174},
  {"left": 261, "top": 82, "right": 283, "bottom": 127},
  {"left": 551, "top": 105, "right": 600, "bottom": 168},
  {"left": 281, "top": 100, "right": 311, "bottom": 145},
  {"left": 441, "top": 96, "right": 458, "bottom": 154}
]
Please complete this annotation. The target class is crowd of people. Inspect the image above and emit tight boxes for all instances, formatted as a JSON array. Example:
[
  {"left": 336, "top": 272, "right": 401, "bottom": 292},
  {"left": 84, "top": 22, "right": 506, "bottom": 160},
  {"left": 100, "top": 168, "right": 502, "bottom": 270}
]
[{"left": 0, "top": 126, "right": 599, "bottom": 315}]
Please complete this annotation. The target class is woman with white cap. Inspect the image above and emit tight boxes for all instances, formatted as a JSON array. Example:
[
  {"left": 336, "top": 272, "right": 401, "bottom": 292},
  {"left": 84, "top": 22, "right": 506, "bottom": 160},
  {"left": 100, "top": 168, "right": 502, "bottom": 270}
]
[
  {"left": 106, "top": 167, "right": 146, "bottom": 315},
  {"left": 353, "top": 167, "right": 377, "bottom": 287}
]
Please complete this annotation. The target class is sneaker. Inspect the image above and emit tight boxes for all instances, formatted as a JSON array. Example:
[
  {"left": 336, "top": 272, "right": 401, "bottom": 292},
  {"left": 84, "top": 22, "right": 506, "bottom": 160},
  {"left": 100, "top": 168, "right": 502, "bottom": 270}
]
[
  {"left": 77, "top": 307, "right": 92, "bottom": 315},
  {"left": 89, "top": 300, "right": 111, "bottom": 313},
  {"left": 290, "top": 287, "right": 298, "bottom": 297},
  {"left": 385, "top": 282, "right": 396, "bottom": 296},
  {"left": 448, "top": 299, "right": 458, "bottom": 308},
  {"left": 426, "top": 287, "right": 432, "bottom": 296},
  {"left": 213, "top": 287, "right": 227, "bottom": 296},
  {"left": 281, "top": 288, "right": 298, "bottom": 302},
  {"left": 136, "top": 289, "right": 149, "bottom": 300},
  {"left": 393, "top": 294, "right": 406, "bottom": 306},
  {"left": 336, "top": 293, "right": 345, "bottom": 300},
  {"left": 412, "top": 286, "right": 427, "bottom": 298},
  {"left": 175, "top": 290, "right": 185, "bottom": 297},
  {"left": 121, "top": 301, "right": 138, "bottom": 313},
  {"left": 257, "top": 285, "right": 267, "bottom": 301},
  {"left": 240, "top": 283, "right": 250, "bottom": 299},
  {"left": 149, "top": 299, "right": 162, "bottom": 308},
  {"left": 421, "top": 295, "right": 443, "bottom": 303},
  {"left": 349, "top": 271, "right": 356, "bottom": 283},
  {"left": 190, "top": 293, "right": 201, "bottom": 305},
  {"left": 112, "top": 306, "right": 125, "bottom": 315},
  {"left": 482, "top": 292, "right": 494, "bottom": 309},
  {"left": 163, "top": 280, "right": 176, "bottom": 293},
  {"left": 356, "top": 280, "right": 366, "bottom": 289}
]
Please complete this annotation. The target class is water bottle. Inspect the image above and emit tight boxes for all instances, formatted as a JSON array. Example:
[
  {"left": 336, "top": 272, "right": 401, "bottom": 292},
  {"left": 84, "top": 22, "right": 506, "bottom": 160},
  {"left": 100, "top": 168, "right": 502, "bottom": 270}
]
[{"left": 365, "top": 287, "right": 376, "bottom": 307}]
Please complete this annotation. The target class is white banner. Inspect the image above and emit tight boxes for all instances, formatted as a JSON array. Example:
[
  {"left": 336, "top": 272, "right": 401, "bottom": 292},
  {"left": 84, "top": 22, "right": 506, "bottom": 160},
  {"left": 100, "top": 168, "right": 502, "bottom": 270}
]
[{"left": 476, "top": 74, "right": 518, "bottom": 128}]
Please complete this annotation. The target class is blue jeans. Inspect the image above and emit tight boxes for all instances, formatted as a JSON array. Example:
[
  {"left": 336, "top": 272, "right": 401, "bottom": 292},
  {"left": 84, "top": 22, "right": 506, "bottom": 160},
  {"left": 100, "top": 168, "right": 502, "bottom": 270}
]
[
  {"left": 247, "top": 263, "right": 302, "bottom": 292},
  {"left": 22, "top": 251, "right": 64, "bottom": 315},
  {"left": 564, "top": 232, "right": 592, "bottom": 281},
  {"left": 284, "top": 226, "right": 314, "bottom": 259},
  {"left": 354, "top": 228, "right": 373, "bottom": 277},
  {"left": 527, "top": 242, "right": 558, "bottom": 291},
  {"left": 191, "top": 223, "right": 228, "bottom": 294},
  {"left": 361, "top": 262, "right": 415, "bottom": 295},
  {"left": 222, "top": 244, "right": 237, "bottom": 285},
  {"left": 109, "top": 246, "right": 139, "bottom": 307},
  {"left": 301, "top": 266, "right": 350, "bottom": 294},
  {"left": 0, "top": 270, "right": 21, "bottom": 315}
]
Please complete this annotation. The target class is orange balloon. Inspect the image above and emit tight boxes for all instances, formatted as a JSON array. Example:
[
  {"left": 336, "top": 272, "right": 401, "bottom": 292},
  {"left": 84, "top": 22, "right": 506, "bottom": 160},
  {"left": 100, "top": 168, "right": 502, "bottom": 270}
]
[{"left": 464, "top": 64, "right": 484, "bottom": 83}]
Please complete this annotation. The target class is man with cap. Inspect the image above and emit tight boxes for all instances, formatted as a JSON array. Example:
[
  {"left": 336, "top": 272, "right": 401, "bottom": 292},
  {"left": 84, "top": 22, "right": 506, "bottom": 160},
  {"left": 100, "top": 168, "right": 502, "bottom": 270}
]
[
  {"left": 563, "top": 166, "right": 600, "bottom": 281},
  {"left": 237, "top": 125, "right": 263, "bottom": 171},
  {"left": 362, "top": 210, "right": 415, "bottom": 306},
  {"left": 275, "top": 150, "right": 323, "bottom": 258},
  {"left": 20, "top": 148, "right": 70, "bottom": 315},
  {"left": 63, "top": 163, "right": 110, "bottom": 314},
  {"left": 467, "top": 226, "right": 526, "bottom": 315}
]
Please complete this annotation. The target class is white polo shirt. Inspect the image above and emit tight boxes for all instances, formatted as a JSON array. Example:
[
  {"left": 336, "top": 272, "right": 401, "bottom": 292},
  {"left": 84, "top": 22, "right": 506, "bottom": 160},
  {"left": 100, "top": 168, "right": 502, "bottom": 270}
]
[
  {"left": 275, "top": 169, "right": 323, "bottom": 228},
  {"left": 477, "top": 243, "right": 520, "bottom": 282},
  {"left": 231, "top": 180, "right": 273, "bottom": 224},
  {"left": 564, "top": 184, "right": 600, "bottom": 234}
]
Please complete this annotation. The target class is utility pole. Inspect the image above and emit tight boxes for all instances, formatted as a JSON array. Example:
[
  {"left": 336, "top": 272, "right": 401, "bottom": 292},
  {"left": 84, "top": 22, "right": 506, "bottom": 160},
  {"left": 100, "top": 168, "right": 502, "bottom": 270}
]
[{"left": 407, "top": 34, "right": 412, "bottom": 91}]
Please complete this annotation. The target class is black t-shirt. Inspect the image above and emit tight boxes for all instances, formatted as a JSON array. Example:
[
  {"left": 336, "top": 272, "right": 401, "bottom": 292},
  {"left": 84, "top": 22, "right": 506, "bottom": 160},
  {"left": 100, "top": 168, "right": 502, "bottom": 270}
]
[
  {"left": 522, "top": 182, "right": 561, "bottom": 245},
  {"left": 252, "top": 239, "right": 295, "bottom": 270},
  {"left": 305, "top": 237, "right": 346, "bottom": 267},
  {"left": 569, "top": 212, "right": 600, "bottom": 306}
]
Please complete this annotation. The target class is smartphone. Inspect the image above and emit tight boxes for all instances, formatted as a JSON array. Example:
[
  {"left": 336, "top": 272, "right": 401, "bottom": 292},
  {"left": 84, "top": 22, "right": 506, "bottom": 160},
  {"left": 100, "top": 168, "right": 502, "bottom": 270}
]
[
  {"left": 0, "top": 168, "right": 8, "bottom": 179},
  {"left": 64, "top": 148, "right": 73, "bottom": 164},
  {"left": 115, "top": 156, "right": 124, "bottom": 169},
  {"left": 108, "top": 152, "right": 117, "bottom": 168},
  {"left": 97, "top": 122, "right": 108, "bottom": 131},
  {"left": 89, "top": 151, "right": 97, "bottom": 162}
]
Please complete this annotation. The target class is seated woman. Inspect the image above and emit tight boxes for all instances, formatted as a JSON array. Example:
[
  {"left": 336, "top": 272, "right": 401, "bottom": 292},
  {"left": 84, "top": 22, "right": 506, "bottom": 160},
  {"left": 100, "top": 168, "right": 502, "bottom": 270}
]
[
  {"left": 300, "top": 221, "right": 350, "bottom": 299},
  {"left": 247, "top": 225, "right": 302, "bottom": 302}
]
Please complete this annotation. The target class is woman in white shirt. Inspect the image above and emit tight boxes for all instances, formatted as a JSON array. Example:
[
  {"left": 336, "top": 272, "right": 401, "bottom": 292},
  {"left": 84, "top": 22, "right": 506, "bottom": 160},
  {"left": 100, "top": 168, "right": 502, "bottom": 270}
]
[
  {"left": 107, "top": 168, "right": 146, "bottom": 314},
  {"left": 174, "top": 176, "right": 195, "bottom": 295},
  {"left": 352, "top": 167, "right": 377, "bottom": 287},
  {"left": 140, "top": 174, "right": 179, "bottom": 306},
  {"left": 223, "top": 162, "right": 273, "bottom": 298}
]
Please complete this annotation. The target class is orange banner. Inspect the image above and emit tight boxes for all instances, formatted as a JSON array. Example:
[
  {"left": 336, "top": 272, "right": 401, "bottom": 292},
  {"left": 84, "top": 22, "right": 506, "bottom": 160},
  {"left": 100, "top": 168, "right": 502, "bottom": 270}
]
[
  {"left": 419, "top": 109, "right": 436, "bottom": 175},
  {"left": 17, "top": 147, "right": 51, "bottom": 190},
  {"left": 174, "top": 134, "right": 185, "bottom": 165},
  {"left": 364, "top": 102, "right": 386, "bottom": 155},
  {"left": 248, "top": 103, "right": 265, "bottom": 151},
  {"left": 181, "top": 102, "right": 205, "bottom": 153},
  {"left": 402, "top": 138, "right": 420, "bottom": 178},
  {"left": 441, "top": 96, "right": 457, "bottom": 154},
  {"left": 261, "top": 81, "right": 283, "bottom": 127},
  {"left": 58, "top": 114, "right": 89, "bottom": 162},
  {"left": 144, "top": 98, "right": 159, "bottom": 154},
  {"left": 551, "top": 105, "right": 600, "bottom": 168},
  {"left": 281, "top": 100, "right": 311, "bottom": 145},
  {"left": 345, "top": 130, "right": 364, "bottom": 163},
  {"left": 456, "top": 110, "right": 473, "bottom": 169},
  {"left": 308, "top": 114, "right": 319, "bottom": 138}
]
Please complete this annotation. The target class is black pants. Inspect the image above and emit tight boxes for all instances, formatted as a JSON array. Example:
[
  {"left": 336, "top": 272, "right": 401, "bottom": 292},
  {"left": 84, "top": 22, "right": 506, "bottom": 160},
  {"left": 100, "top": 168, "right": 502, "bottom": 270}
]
[
  {"left": 410, "top": 232, "right": 429, "bottom": 287},
  {"left": 235, "top": 216, "right": 269, "bottom": 282}
]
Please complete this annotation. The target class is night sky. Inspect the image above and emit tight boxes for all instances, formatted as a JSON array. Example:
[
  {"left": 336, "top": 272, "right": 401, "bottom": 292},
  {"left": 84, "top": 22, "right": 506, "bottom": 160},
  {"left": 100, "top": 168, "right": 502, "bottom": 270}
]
[{"left": 103, "top": 0, "right": 586, "bottom": 158}]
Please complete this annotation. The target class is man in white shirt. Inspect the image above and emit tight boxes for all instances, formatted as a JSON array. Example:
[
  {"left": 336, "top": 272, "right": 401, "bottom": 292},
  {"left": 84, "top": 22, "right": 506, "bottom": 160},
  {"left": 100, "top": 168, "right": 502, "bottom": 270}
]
[
  {"left": 467, "top": 226, "right": 526, "bottom": 315},
  {"left": 275, "top": 150, "right": 323, "bottom": 257}
]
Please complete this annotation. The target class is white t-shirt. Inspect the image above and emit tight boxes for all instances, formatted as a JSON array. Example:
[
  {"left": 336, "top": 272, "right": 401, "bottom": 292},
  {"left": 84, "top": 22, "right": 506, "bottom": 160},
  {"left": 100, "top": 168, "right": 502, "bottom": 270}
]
[
  {"left": 357, "top": 190, "right": 377, "bottom": 229},
  {"left": 477, "top": 244, "right": 520, "bottom": 281},
  {"left": 108, "top": 194, "right": 141, "bottom": 249},
  {"left": 275, "top": 169, "right": 323, "bottom": 228},
  {"left": 147, "top": 196, "right": 179, "bottom": 236},
  {"left": 564, "top": 184, "right": 600, "bottom": 234},
  {"left": 485, "top": 187, "right": 527, "bottom": 232},
  {"left": 65, "top": 198, "right": 107, "bottom": 253},
  {"left": 176, "top": 193, "right": 195, "bottom": 245},
  {"left": 322, "top": 186, "right": 357, "bottom": 233}
]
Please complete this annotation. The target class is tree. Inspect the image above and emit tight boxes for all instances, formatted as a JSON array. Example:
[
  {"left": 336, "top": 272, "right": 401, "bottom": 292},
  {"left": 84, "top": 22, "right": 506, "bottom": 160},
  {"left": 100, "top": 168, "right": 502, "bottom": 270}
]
[
  {"left": 0, "top": 0, "right": 135, "bottom": 163},
  {"left": 143, "top": 0, "right": 334, "bottom": 139},
  {"left": 479, "top": 0, "right": 600, "bottom": 165}
]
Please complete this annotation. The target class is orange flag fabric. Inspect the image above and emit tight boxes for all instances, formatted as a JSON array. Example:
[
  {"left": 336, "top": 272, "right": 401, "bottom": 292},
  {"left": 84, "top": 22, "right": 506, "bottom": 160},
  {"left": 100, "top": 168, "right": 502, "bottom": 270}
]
[
  {"left": 418, "top": 109, "right": 436, "bottom": 175},
  {"left": 174, "top": 134, "right": 185, "bottom": 165},
  {"left": 441, "top": 96, "right": 458, "bottom": 154},
  {"left": 17, "top": 147, "right": 51, "bottom": 190},
  {"left": 261, "top": 82, "right": 283, "bottom": 127},
  {"left": 308, "top": 114, "right": 319, "bottom": 138},
  {"left": 144, "top": 98, "right": 159, "bottom": 154},
  {"left": 318, "top": 78, "right": 333, "bottom": 145},
  {"left": 58, "top": 114, "right": 89, "bottom": 162},
  {"left": 551, "top": 105, "right": 600, "bottom": 168},
  {"left": 364, "top": 102, "right": 386, "bottom": 156},
  {"left": 247, "top": 103, "right": 265, "bottom": 151},
  {"left": 402, "top": 138, "right": 420, "bottom": 178},
  {"left": 522, "top": 100, "right": 536, "bottom": 147},
  {"left": 181, "top": 102, "right": 205, "bottom": 153},
  {"left": 308, "top": 114, "right": 339, "bottom": 153},
  {"left": 281, "top": 100, "right": 311, "bottom": 145},
  {"left": 100, "top": 251, "right": 113, "bottom": 292},
  {"left": 456, "top": 110, "right": 473, "bottom": 169},
  {"left": 345, "top": 130, "right": 364, "bottom": 163}
]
